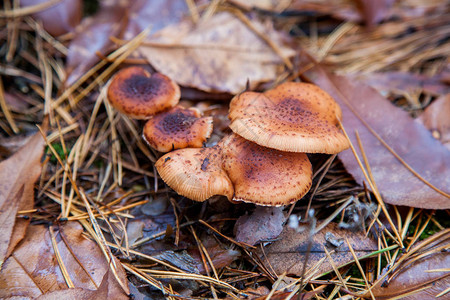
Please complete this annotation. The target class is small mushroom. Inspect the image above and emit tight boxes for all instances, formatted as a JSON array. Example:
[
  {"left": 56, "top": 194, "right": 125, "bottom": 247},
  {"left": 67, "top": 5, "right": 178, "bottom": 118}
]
[
  {"left": 107, "top": 66, "right": 180, "bottom": 119},
  {"left": 220, "top": 133, "right": 312, "bottom": 206},
  {"left": 228, "top": 82, "right": 349, "bottom": 153},
  {"left": 155, "top": 146, "right": 234, "bottom": 201},
  {"left": 155, "top": 133, "right": 313, "bottom": 206},
  {"left": 143, "top": 106, "right": 213, "bottom": 152}
]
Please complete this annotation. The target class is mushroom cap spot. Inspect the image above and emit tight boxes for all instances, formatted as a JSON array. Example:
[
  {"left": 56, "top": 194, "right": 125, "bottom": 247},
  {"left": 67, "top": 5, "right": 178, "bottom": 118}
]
[
  {"left": 228, "top": 82, "right": 349, "bottom": 153},
  {"left": 220, "top": 133, "right": 312, "bottom": 206},
  {"left": 155, "top": 147, "right": 234, "bottom": 201},
  {"left": 107, "top": 66, "right": 180, "bottom": 119},
  {"left": 143, "top": 106, "right": 213, "bottom": 152}
]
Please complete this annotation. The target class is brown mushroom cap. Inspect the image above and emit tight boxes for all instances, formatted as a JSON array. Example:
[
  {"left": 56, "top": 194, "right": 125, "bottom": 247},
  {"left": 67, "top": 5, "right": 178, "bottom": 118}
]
[
  {"left": 107, "top": 66, "right": 180, "bottom": 119},
  {"left": 155, "top": 146, "right": 234, "bottom": 201},
  {"left": 220, "top": 133, "right": 312, "bottom": 206},
  {"left": 228, "top": 82, "right": 349, "bottom": 153},
  {"left": 155, "top": 133, "right": 313, "bottom": 206},
  {"left": 143, "top": 106, "right": 213, "bottom": 152}
]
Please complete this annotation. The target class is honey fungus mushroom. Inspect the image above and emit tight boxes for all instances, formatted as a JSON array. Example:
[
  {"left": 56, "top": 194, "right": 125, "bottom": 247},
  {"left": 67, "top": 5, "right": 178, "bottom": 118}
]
[
  {"left": 228, "top": 82, "right": 349, "bottom": 154},
  {"left": 143, "top": 106, "right": 213, "bottom": 152},
  {"left": 155, "top": 133, "right": 313, "bottom": 206},
  {"left": 155, "top": 146, "right": 234, "bottom": 201},
  {"left": 220, "top": 133, "right": 312, "bottom": 206},
  {"left": 107, "top": 66, "right": 180, "bottom": 119}
]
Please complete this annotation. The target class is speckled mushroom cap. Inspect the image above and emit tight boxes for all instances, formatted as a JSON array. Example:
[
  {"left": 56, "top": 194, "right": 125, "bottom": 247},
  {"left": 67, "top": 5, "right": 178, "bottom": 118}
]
[
  {"left": 155, "top": 146, "right": 234, "bottom": 201},
  {"left": 143, "top": 106, "right": 213, "bottom": 152},
  {"left": 220, "top": 133, "right": 312, "bottom": 206},
  {"left": 228, "top": 82, "right": 349, "bottom": 153},
  {"left": 107, "top": 66, "right": 180, "bottom": 119},
  {"left": 155, "top": 133, "right": 313, "bottom": 206}
]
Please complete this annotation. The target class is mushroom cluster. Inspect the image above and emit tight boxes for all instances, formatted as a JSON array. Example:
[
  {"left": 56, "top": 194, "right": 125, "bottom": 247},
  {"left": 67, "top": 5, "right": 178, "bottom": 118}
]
[
  {"left": 155, "top": 82, "right": 350, "bottom": 206},
  {"left": 107, "top": 66, "right": 213, "bottom": 152}
]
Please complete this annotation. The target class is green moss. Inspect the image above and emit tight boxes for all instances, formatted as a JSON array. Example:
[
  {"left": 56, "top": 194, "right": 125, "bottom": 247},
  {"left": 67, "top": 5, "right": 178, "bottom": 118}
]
[{"left": 46, "top": 143, "right": 65, "bottom": 164}]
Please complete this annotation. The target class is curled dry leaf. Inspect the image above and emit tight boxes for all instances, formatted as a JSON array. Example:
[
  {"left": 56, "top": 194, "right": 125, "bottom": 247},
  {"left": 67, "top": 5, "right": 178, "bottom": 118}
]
[
  {"left": 0, "top": 131, "right": 45, "bottom": 268},
  {"left": 0, "top": 222, "right": 129, "bottom": 299},
  {"left": 299, "top": 54, "right": 450, "bottom": 209},
  {"left": 417, "top": 94, "right": 450, "bottom": 150},
  {"left": 140, "top": 11, "right": 295, "bottom": 93},
  {"left": 20, "top": 0, "right": 82, "bottom": 36},
  {"left": 258, "top": 222, "right": 377, "bottom": 276},
  {"left": 234, "top": 206, "right": 286, "bottom": 246},
  {"left": 369, "top": 229, "right": 450, "bottom": 299}
]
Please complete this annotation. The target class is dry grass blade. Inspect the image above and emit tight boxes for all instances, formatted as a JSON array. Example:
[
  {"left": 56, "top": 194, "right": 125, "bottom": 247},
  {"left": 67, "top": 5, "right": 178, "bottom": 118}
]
[
  {"left": 345, "top": 238, "right": 375, "bottom": 300},
  {"left": 199, "top": 219, "right": 255, "bottom": 249},
  {"left": 0, "top": 78, "right": 19, "bottom": 133},
  {"left": 0, "top": 0, "right": 61, "bottom": 17},
  {"left": 338, "top": 119, "right": 403, "bottom": 247},
  {"left": 49, "top": 225, "right": 74, "bottom": 288},
  {"left": 122, "top": 263, "right": 174, "bottom": 295},
  {"left": 79, "top": 190, "right": 129, "bottom": 294},
  {"left": 142, "top": 270, "right": 240, "bottom": 292}
]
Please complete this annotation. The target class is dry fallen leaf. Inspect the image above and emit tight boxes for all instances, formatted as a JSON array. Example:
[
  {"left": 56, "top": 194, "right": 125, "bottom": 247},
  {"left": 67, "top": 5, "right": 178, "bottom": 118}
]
[
  {"left": 418, "top": 94, "right": 450, "bottom": 150},
  {"left": 369, "top": 229, "right": 450, "bottom": 299},
  {"left": 234, "top": 206, "right": 285, "bottom": 246},
  {"left": 66, "top": 0, "right": 188, "bottom": 86},
  {"left": 299, "top": 55, "right": 450, "bottom": 209},
  {"left": 259, "top": 223, "right": 377, "bottom": 276},
  {"left": 20, "top": 0, "right": 82, "bottom": 36},
  {"left": 140, "top": 11, "right": 295, "bottom": 93},
  {"left": 123, "top": 0, "right": 188, "bottom": 40},
  {"left": 35, "top": 269, "right": 125, "bottom": 300},
  {"left": 348, "top": 72, "right": 449, "bottom": 98},
  {"left": 0, "top": 222, "right": 129, "bottom": 299},
  {"left": 0, "top": 131, "right": 45, "bottom": 268},
  {"left": 65, "top": 0, "right": 128, "bottom": 86}
]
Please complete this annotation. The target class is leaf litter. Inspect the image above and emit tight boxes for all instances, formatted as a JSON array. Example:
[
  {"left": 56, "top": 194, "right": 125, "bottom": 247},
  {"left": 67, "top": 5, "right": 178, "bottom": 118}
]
[
  {"left": 0, "top": 0, "right": 449, "bottom": 299},
  {"left": 298, "top": 53, "right": 450, "bottom": 209},
  {"left": 0, "top": 129, "right": 45, "bottom": 268}
]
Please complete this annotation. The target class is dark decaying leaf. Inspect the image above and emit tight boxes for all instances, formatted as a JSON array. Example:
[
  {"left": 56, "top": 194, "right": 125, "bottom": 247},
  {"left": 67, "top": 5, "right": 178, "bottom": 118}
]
[
  {"left": 299, "top": 55, "right": 450, "bottom": 209},
  {"left": 259, "top": 223, "right": 377, "bottom": 276},
  {"left": 188, "top": 238, "right": 241, "bottom": 274},
  {"left": 369, "top": 229, "right": 450, "bottom": 299},
  {"left": 0, "top": 131, "right": 45, "bottom": 268},
  {"left": 418, "top": 94, "right": 450, "bottom": 150},
  {"left": 140, "top": 11, "right": 295, "bottom": 93},
  {"left": 0, "top": 222, "right": 129, "bottom": 299},
  {"left": 234, "top": 206, "right": 285, "bottom": 246},
  {"left": 354, "top": 0, "right": 395, "bottom": 27},
  {"left": 20, "top": 0, "right": 83, "bottom": 36}
]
